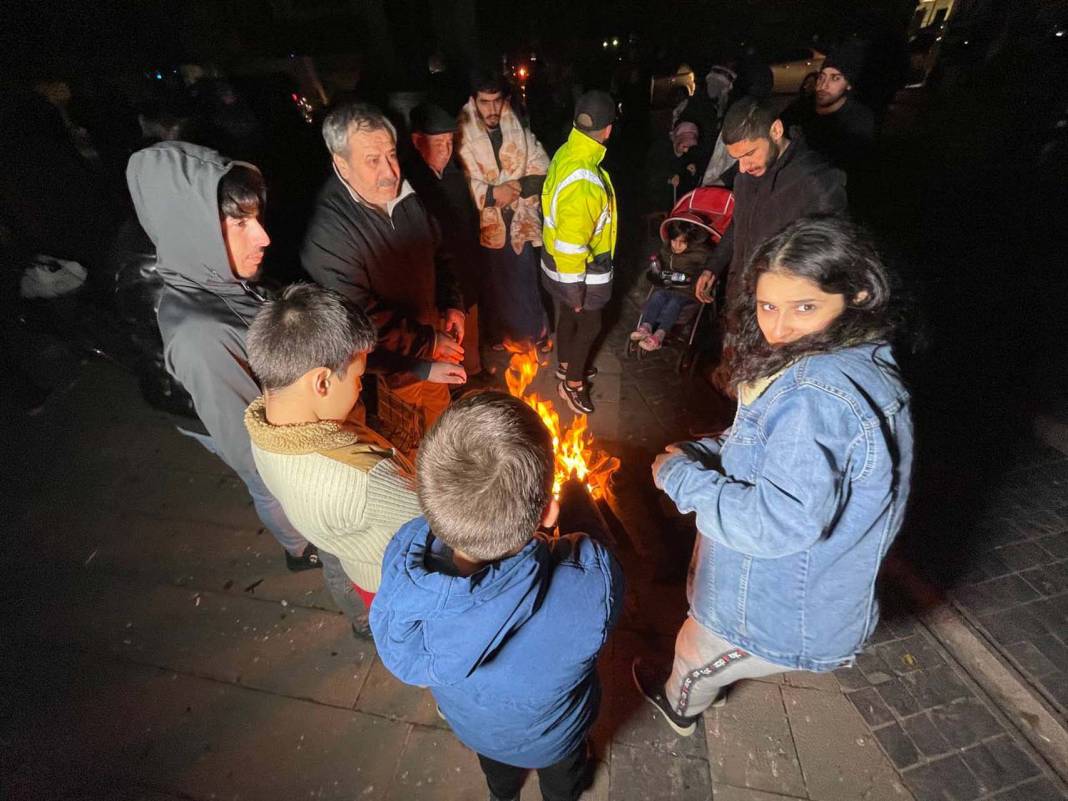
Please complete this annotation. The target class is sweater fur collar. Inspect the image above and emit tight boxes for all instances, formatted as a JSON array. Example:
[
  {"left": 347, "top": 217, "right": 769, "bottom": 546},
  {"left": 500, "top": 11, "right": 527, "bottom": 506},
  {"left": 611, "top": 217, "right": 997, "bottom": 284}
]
[{"left": 245, "top": 396, "right": 367, "bottom": 455}]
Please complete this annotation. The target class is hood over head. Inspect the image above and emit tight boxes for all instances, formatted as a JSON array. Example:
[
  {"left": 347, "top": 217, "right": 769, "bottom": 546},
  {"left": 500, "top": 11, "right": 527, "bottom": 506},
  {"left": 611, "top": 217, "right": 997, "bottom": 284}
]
[
  {"left": 126, "top": 141, "right": 253, "bottom": 290},
  {"left": 371, "top": 518, "right": 550, "bottom": 687}
]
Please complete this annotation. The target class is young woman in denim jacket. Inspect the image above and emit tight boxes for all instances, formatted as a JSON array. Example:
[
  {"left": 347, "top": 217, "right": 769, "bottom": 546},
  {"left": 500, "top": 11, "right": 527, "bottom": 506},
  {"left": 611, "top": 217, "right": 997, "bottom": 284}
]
[{"left": 634, "top": 217, "right": 913, "bottom": 736}]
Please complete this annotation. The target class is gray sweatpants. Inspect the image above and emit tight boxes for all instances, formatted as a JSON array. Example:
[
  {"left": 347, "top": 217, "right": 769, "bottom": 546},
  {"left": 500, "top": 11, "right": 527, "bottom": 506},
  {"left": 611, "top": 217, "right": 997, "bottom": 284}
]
[{"left": 665, "top": 617, "right": 786, "bottom": 717}]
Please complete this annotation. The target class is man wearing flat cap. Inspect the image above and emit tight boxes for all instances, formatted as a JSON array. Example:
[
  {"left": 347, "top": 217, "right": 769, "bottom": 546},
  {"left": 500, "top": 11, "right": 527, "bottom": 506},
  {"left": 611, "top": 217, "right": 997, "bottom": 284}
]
[
  {"left": 407, "top": 103, "right": 484, "bottom": 377},
  {"left": 782, "top": 40, "right": 875, "bottom": 176},
  {"left": 541, "top": 89, "right": 618, "bottom": 416}
]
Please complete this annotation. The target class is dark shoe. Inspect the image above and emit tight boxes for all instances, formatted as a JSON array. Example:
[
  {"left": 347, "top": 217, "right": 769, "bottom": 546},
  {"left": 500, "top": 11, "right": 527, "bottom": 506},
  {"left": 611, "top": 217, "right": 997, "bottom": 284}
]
[
  {"left": 554, "top": 363, "right": 599, "bottom": 381},
  {"left": 351, "top": 617, "right": 373, "bottom": 641},
  {"left": 558, "top": 380, "right": 595, "bottom": 415},
  {"left": 632, "top": 658, "right": 699, "bottom": 737},
  {"left": 488, "top": 794, "right": 518, "bottom": 801},
  {"left": 285, "top": 543, "right": 322, "bottom": 572}
]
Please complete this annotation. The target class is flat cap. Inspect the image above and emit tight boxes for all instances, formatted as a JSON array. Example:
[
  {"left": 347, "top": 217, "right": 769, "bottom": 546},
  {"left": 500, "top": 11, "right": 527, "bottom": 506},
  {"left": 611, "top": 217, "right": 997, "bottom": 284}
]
[{"left": 410, "top": 103, "right": 457, "bottom": 134}]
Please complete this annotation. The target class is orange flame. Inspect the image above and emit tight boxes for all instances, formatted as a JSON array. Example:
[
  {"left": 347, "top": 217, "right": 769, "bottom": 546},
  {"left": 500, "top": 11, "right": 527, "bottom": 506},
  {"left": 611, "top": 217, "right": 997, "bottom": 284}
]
[{"left": 504, "top": 340, "right": 620, "bottom": 500}]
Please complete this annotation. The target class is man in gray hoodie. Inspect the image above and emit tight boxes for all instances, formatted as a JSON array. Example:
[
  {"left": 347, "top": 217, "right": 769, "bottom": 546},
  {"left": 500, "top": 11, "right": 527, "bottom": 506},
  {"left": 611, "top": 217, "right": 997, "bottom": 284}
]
[{"left": 126, "top": 142, "right": 318, "bottom": 570}]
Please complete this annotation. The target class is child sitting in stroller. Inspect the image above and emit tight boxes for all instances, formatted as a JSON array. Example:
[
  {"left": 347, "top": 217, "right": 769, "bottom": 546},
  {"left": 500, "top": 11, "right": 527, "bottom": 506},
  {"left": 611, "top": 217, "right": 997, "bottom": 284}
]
[{"left": 631, "top": 219, "right": 714, "bottom": 351}]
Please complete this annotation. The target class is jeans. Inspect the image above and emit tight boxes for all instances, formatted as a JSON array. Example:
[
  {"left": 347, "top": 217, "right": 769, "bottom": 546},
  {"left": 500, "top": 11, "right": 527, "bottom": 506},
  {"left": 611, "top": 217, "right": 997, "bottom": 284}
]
[
  {"left": 320, "top": 550, "right": 370, "bottom": 626},
  {"left": 665, "top": 616, "right": 784, "bottom": 716},
  {"left": 178, "top": 427, "right": 309, "bottom": 556},
  {"left": 640, "top": 290, "right": 697, "bottom": 334},
  {"left": 477, "top": 741, "right": 588, "bottom": 801},
  {"left": 556, "top": 304, "right": 602, "bottom": 383}
]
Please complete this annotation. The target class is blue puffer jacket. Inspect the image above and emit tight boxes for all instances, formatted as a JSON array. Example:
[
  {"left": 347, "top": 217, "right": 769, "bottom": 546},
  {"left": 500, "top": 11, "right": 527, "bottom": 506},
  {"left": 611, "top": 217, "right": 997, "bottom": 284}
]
[
  {"left": 370, "top": 518, "right": 624, "bottom": 768},
  {"left": 657, "top": 343, "right": 912, "bottom": 671}
]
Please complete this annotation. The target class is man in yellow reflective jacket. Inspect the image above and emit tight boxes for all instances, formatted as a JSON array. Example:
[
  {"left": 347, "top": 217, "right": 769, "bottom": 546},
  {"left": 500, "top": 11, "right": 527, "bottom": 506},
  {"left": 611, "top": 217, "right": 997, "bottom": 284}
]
[{"left": 541, "top": 90, "right": 617, "bottom": 415}]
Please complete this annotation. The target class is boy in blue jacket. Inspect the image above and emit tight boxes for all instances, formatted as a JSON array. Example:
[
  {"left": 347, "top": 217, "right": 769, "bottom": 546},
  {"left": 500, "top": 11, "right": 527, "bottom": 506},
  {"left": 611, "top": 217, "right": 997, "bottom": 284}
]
[{"left": 370, "top": 391, "right": 624, "bottom": 801}]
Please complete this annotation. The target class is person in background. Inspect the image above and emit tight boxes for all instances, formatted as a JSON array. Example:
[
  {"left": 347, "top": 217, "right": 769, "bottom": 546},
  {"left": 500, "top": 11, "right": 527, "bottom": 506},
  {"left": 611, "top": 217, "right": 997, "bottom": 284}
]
[
  {"left": 700, "top": 60, "right": 774, "bottom": 188},
  {"left": 456, "top": 71, "right": 551, "bottom": 350},
  {"left": 636, "top": 217, "right": 912, "bottom": 735},
  {"left": 669, "top": 121, "right": 707, "bottom": 199},
  {"left": 704, "top": 63, "right": 738, "bottom": 123},
  {"left": 781, "top": 41, "right": 876, "bottom": 177},
  {"left": 674, "top": 64, "right": 720, "bottom": 154},
  {"left": 371, "top": 391, "right": 624, "bottom": 801},
  {"left": 406, "top": 102, "right": 484, "bottom": 379},
  {"left": 244, "top": 284, "right": 421, "bottom": 638},
  {"left": 644, "top": 120, "right": 705, "bottom": 214},
  {"left": 541, "top": 90, "right": 618, "bottom": 416},
  {"left": 301, "top": 102, "right": 467, "bottom": 432},
  {"left": 126, "top": 142, "right": 319, "bottom": 571}
]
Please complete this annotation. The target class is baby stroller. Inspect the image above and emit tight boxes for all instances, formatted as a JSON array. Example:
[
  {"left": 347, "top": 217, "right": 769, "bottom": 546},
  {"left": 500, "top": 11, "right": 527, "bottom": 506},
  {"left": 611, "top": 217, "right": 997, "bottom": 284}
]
[{"left": 625, "top": 186, "right": 734, "bottom": 375}]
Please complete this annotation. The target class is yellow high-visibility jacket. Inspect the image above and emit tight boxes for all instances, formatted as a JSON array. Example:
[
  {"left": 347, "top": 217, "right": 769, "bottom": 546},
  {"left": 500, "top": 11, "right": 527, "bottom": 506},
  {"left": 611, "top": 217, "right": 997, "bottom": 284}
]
[{"left": 540, "top": 127, "right": 617, "bottom": 311}]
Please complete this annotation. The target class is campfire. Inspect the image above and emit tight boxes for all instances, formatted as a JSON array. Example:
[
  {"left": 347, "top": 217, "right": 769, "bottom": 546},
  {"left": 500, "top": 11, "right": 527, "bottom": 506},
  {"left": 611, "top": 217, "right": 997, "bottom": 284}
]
[{"left": 503, "top": 341, "right": 620, "bottom": 500}]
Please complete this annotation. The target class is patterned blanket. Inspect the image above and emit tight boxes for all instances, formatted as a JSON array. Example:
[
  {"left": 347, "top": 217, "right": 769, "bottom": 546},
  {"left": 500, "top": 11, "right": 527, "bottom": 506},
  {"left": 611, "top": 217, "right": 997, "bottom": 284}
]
[{"left": 457, "top": 97, "right": 549, "bottom": 254}]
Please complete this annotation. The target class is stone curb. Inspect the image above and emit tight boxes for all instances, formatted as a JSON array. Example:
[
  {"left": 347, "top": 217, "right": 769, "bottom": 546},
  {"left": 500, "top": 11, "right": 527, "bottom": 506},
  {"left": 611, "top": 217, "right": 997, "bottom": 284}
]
[{"left": 921, "top": 603, "right": 1068, "bottom": 787}]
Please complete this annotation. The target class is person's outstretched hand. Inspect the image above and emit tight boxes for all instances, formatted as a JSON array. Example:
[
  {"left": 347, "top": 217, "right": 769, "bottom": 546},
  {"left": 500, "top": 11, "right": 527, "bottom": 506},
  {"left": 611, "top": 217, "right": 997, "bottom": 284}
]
[
  {"left": 651, "top": 444, "right": 683, "bottom": 489},
  {"left": 433, "top": 330, "right": 464, "bottom": 363},
  {"left": 427, "top": 361, "right": 467, "bottom": 384},
  {"left": 442, "top": 308, "right": 466, "bottom": 344},
  {"left": 694, "top": 270, "right": 716, "bottom": 303}
]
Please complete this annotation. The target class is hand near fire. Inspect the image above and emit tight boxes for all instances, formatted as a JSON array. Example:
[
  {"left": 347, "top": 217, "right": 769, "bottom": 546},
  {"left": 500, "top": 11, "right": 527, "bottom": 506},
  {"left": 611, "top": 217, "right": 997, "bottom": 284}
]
[
  {"left": 442, "top": 308, "right": 466, "bottom": 344},
  {"left": 433, "top": 330, "right": 465, "bottom": 363},
  {"left": 427, "top": 361, "right": 468, "bottom": 385}
]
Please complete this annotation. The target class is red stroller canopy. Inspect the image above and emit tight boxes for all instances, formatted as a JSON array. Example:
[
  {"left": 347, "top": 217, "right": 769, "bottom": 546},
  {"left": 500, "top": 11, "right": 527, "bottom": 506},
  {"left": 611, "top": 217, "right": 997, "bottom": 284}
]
[{"left": 659, "top": 187, "right": 735, "bottom": 244}]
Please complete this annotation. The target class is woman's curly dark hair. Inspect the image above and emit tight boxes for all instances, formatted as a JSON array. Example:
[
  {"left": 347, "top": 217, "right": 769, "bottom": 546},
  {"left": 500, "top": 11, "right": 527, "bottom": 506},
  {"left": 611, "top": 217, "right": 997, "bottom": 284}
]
[{"left": 724, "top": 216, "right": 896, "bottom": 387}]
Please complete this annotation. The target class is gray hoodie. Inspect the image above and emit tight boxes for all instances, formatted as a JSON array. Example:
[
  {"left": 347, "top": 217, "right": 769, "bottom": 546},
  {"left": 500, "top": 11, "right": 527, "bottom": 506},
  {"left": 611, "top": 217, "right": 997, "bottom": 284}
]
[{"left": 126, "top": 142, "right": 265, "bottom": 480}]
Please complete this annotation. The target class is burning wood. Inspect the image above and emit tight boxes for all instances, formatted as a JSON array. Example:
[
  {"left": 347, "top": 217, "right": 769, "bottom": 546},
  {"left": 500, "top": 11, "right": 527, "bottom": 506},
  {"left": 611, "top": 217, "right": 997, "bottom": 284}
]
[{"left": 504, "top": 340, "right": 620, "bottom": 500}]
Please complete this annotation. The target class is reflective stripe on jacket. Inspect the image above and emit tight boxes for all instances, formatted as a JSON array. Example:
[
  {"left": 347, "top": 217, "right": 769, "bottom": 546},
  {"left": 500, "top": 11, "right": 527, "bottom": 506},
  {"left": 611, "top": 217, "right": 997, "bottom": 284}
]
[{"left": 540, "top": 127, "right": 617, "bottom": 311}]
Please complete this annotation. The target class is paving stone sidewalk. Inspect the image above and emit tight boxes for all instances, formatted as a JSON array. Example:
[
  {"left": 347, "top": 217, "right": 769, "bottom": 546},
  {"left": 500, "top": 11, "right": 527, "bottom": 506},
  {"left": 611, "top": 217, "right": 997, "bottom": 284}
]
[
  {"left": 944, "top": 444, "right": 1068, "bottom": 724},
  {"left": 4, "top": 289, "right": 1067, "bottom": 799}
]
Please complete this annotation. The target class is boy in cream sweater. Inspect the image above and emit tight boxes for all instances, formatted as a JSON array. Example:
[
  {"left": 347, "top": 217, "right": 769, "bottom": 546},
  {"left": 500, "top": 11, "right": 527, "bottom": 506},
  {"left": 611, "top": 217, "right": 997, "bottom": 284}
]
[{"left": 244, "top": 283, "right": 421, "bottom": 636}]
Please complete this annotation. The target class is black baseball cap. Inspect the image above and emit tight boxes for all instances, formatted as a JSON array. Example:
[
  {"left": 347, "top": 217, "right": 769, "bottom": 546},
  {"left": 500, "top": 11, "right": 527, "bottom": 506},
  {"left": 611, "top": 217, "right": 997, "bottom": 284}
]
[{"left": 573, "top": 90, "right": 616, "bottom": 132}]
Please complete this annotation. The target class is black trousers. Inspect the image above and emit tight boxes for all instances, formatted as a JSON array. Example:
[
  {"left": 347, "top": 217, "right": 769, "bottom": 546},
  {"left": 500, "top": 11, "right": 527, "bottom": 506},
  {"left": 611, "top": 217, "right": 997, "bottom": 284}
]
[
  {"left": 556, "top": 304, "right": 602, "bottom": 383},
  {"left": 477, "top": 742, "right": 588, "bottom": 801}
]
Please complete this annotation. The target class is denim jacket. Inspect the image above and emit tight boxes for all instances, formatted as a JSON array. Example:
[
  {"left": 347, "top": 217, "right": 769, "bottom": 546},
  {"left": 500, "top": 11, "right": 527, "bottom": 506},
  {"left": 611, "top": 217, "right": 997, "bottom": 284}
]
[{"left": 657, "top": 343, "right": 912, "bottom": 671}]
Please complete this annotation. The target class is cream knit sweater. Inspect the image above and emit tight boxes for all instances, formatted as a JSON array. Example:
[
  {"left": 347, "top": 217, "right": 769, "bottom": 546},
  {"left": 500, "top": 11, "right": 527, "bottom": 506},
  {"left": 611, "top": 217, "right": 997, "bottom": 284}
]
[{"left": 244, "top": 398, "right": 421, "bottom": 591}]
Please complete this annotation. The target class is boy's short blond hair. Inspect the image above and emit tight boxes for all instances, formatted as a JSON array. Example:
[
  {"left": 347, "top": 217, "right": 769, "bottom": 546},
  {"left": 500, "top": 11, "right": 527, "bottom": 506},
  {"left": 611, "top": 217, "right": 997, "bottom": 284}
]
[{"left": 416, "top": 392, "right": 554, "bottom": 561}]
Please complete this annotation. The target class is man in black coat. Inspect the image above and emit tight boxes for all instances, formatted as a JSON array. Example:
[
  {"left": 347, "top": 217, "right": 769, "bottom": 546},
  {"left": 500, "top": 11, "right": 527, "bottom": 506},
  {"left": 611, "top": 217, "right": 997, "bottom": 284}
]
[
  {"left": 781, "top": 42, "right": 876, "bottom": 178},
  {"left": 404, "top": 103, "right": 484, "bottom": 377},
  {"left": 694, "top": 96, "right": 848, "bottom": 307},
  {"left": 301, "top": 102, "right": 467, "bottom": 431}
]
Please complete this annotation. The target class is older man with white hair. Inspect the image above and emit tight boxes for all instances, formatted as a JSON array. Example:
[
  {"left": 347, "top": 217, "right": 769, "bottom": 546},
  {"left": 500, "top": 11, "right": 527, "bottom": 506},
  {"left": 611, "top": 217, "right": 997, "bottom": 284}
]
[{"left": 302, "top": 102, "right": 467, "bottom": 431}]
